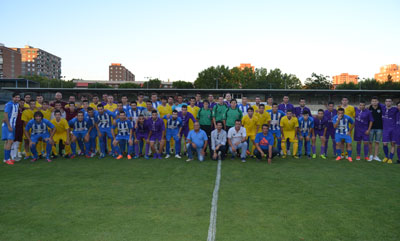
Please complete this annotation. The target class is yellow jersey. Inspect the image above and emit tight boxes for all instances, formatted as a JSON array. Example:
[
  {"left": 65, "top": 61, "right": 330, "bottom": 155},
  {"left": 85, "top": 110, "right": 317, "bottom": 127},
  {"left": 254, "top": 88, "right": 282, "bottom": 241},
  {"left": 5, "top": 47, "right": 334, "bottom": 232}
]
[
  {"left": 23, "top": 103, "right": 30, "bottom": 109},
  {"left": 89, "top": 103, "right": 100, "bottom": 110},
  {"left": 252, "top": 104, "right": 260, "bottom": 112},
  {"left": 187, "top": 105, "right": 200, "bottom": 130},
  {"left": 137, "top": 101, "right": 147, "bottom": 108},
  {"left": 40, "top": 109, "right": 52, "bottom": 120},
  {"left": 35, "top": 101, "right": 42, "bottom": 109},
  {"left": 265, "top": 105, "right": 272, "bottom": 111},
  {"left": 338, "top": 105, "right": 356, "bottom": 119},
  {"left": 280, "top": 116, "right": 299, "bottom": 132},
  {"left": 158, "top": 104, "right": 172, "bottom": 126},
  {"left": 157, "top": 104, "right": 172, "bottom": 118},
  {"left": 242, "top": 114, "right": 259, "bottom": 137},
  {"left": 105, "top": 103, "right": 117, "bottom": 112},
  {"left": 255, "top": 111, "right": 271, "bottom": 129},
  {"left": 21, "top": 109, "right": 35, "bottom": 123},
  {"left": 51, "top": 118, "right": 70, "bottom": 135}
]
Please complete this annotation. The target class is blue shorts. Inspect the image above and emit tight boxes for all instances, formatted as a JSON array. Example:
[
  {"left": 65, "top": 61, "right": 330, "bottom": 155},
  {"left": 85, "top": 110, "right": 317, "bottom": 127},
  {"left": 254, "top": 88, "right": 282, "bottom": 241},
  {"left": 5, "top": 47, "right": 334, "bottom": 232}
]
[
  {"left": 116, "top": 135, "right": 130, "bottom": 141},
  {"left": 31, "top": 133, "right": 50, "bottom": 143},
  {"left": 335, "top": 133, "right": 352, "bottom": 144},
  {"left": 99, "top": 128, "right": 113, "bottom": 138},
  {"left": 89, "top": 129, "right": 98, "bottom": 138},
  {"left": 72, "top": 131, "right": 88, "bottom": 139},
  {"left": 270, "top": 130, "right": 281, "bottom": 138},
  {"left": 1, "top": 124, "right": 15, "bottom": 141},
  {"left": 166, "top": 129, "right": 179, "bottom": 141},
  {"left": 299, "top": 132, "right": 309, "bottom": 138}
]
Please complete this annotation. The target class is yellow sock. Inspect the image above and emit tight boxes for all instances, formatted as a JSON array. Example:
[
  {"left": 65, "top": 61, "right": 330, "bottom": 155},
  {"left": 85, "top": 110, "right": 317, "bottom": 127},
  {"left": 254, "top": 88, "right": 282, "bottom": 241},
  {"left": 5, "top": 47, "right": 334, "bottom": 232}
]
[
  {"left": 293, "top": 142, "right": 298, "bottom": 156},
  {"left": 281, "top": 141, "right": 287, "bottom": 155}
]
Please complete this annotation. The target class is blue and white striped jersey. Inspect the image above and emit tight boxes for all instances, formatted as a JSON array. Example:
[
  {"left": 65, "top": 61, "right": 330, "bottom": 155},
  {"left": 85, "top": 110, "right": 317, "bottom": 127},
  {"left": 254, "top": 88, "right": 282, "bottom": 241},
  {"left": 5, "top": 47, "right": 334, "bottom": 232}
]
[
  {"left": 238, "top": 103, "right": 251, "bottom": 116},
  {"left": 113, "top": 119, "right": 132, "bottom": 137},
  {"left": 152, "top": 101, "right": 161, "bottom": 109},
  {"left": 25, "top": 119, "right": 54, "bottom": 135},
  {"left": 97, "top": 110, "right": 116, "bottom": 129},
  {"left": 332, "top": 114, "right": 354, "bottom": 134},
  {"left": 114, "top": 109, "right": 131, "bottom": 118},
  {"left": 163, "top": 116, "right": 182, "bottom": 130},
  {"left": 3, "top": 101, "right": 19, "bottom": 128},
  {"left": 128, "top": 106, "right": 145, "bottom": 123},
  {"left": 298, "top": 116, "right": 314, "bottom": 133},
  {"left": 68, "top": 118, "right": 93, "bottom": 132},
  {"left": 122, "top": 104, "right": 130, "bottom": 112},
  {"left": 267, "top": 110, "right": 285, "bottom": 131}
]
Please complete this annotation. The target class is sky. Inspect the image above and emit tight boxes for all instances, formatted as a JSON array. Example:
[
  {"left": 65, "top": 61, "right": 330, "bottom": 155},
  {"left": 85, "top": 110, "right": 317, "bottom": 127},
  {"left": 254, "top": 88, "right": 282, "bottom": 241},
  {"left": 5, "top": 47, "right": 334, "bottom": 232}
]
[{"left": 1, "top": 0, "right": 399, "bottom": 83}]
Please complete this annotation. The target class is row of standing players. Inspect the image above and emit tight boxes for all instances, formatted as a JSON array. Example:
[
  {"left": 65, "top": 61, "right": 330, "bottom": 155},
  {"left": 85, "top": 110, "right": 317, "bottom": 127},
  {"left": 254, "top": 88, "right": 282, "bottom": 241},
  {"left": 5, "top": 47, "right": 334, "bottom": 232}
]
[{"left": 3, "top": 93, "right": 400, "bottom": 165}]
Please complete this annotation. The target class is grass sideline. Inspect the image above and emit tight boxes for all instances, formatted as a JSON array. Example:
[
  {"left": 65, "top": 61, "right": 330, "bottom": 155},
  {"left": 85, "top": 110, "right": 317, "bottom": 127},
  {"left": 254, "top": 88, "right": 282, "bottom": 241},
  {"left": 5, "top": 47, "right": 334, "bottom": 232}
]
[{"left": 1, "top": 112, "right": 400, "bottom": 240}]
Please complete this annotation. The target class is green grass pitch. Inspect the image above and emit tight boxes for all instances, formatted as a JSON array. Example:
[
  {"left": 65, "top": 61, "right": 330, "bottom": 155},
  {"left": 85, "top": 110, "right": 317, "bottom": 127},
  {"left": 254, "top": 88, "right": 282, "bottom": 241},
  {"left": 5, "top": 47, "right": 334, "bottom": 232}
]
[{"left": 1, "top": 114, "right": 400, "bottom": 240}]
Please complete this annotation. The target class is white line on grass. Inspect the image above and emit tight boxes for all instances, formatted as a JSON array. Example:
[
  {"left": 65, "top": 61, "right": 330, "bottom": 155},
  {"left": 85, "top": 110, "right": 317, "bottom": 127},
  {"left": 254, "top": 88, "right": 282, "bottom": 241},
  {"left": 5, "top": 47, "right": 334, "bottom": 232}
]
[{"left": 207, "top": 159, "right": 222, "bottom": 241}]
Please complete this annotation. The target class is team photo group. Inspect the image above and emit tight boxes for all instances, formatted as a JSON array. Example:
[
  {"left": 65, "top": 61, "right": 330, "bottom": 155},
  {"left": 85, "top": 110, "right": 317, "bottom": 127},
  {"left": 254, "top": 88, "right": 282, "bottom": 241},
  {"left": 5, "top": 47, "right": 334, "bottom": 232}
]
[{"left": 2, "top": 91, "right": 400, "bottom": 165}]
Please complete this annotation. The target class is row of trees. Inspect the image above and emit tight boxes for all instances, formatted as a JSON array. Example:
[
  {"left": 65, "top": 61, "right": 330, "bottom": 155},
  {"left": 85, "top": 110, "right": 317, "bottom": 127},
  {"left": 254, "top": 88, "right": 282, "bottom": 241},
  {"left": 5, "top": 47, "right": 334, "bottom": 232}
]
[
  {"left": 335, "top": 77, "right": 400, "bottom": 90},
  {"left": 19, "top": 75, "right": 75, "bottom": 88},
  {"left": 194, "top": 66, "right": 302, "bottom": 89},
  {"left": 19, "top": 68, "right": 398, "bottom": 90}
]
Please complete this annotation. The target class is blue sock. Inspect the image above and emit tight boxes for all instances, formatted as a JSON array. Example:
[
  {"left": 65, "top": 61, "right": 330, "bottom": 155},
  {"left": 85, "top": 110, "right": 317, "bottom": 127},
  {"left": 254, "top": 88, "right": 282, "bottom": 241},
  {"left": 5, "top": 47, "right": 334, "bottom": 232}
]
[
  {"left": 347, "top": 150, "right": 352, "bottom": 157},
  {"left": 128, "top": 144, "right": 134, "bottom": 155},
  {"left": 390, "top": 152, "right": 394, "bottom": 159},
  {"left": 71, "top": 142, "right": 77, "bottom": 155},
  {"left": 277, "top": 138, "right": 281, "bottom": 152},
  {"left": 100, "top": 137, "right": 106, "bottom": 155},
  {"left": 115, "top": 145, "right": 121, "bottom": 155},
  {"left": 166, "top": 141, "right": 170, "bottom": 155},
  {"left": 306, "top": 140, "right": 311, "bottom": 155},
  {"left": 90, "top": 137, "right": 96, "bottom": 153},
  {"left": 298, "top": 140, "right": 303, "bottom": 156},
  {"left": 336, "top": 149, "right": 341, "bottom": 157},
  {"left": 84, "top": 141, "right": 91, "bottom": 155},
  {"left": 46, "top": 142, "right": 52, "bottom": 159},
  {"left": 77, "top": 139, "right": 85, "bottom": 154},
  {"left": 4, "top": 150, "right": 11, "bottom": 160},
  {"left": 176, "top": 138, "right": 182, "bottom": 155},
  {"left": 30, "top": 143, "right": 38, "bottom": 158},
  {"left": 383, "top": 145, "right": 389, "bottom": 158}
]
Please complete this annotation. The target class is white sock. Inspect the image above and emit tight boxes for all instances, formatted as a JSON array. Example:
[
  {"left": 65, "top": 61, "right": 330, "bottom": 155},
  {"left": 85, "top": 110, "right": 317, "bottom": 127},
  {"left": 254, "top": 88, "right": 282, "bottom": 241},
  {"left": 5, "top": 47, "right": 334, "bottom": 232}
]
[{"left": 11, "top": 142, "right": 18, "bottom": 159}]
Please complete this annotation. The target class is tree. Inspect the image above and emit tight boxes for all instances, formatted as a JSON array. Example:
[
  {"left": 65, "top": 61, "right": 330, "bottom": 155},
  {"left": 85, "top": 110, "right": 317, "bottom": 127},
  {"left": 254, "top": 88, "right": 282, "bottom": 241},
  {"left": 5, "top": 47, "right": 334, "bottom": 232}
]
[
  {"left": 172, "top": 80, "right": 194, "bottom": 89},
  {"left": 119, "top": 82, "right": 141, "bottom": 88},
  {"left": 88, "top": 82, "right": 111, "bottom": 88},
  {"left": 281, "top": 73, "right": 302, "bottom": 89},
  {"left": 360, "top": 78, "right": 380, "bottom": 90},
  {"left": 304, "top": 73, "right": 331, "bottom": 89},
  {"left": 335, "top": 82, "right": 358, "bottom": 89},
  {"left": 263, "top": 69, "right": 302, "bottom": 89},
  {"left": 145, "top": 78, "right": 162, "bottom": 88},
  {"left": 194, "top": 65, "right": 234, "bottom": 89},
  {"left": 19, "top": 75, "right": 75, "bottom": 88},
  {"left": 231, "top": 66, "right": 255, "bottom": 89}
]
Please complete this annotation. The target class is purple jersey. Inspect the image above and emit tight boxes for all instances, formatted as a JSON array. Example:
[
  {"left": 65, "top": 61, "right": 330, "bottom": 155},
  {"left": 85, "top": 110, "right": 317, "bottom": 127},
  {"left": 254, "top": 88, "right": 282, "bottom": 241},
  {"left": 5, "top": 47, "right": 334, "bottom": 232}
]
[
  {"left": 195, "top": 101, "right": 203, "bottom": 108},
  {"left": 208, "top": 102, "right": 217, "bottom": 110},
  {"left": 135, "top": 121, "right": 150, "bottom": 136},
  {"left": 178, "top": 112, "right": 196, "bottom": 131},
  {"left": 148, "top": 117, "right": 165, "bottom": 136},
  {"left": 278, "top": 103, "right": 294, "bottom": 114},
  {"left": 354, "top": 108, "right": 374, "bottom": 131},
  {"left": 314, "top": 117, "right": 328, "bottom": 132},
  {"left": 324, "top": 109, "right": 337, "bottom": 132},
  {"left": 395, "top": 112, "right": 400, "bottom": 136},
  {"left": 294, "top": 106, "right": 311, "bottom": 117},
  {"left": 381, "top": 104, "right": 398, "bottom": 129}
]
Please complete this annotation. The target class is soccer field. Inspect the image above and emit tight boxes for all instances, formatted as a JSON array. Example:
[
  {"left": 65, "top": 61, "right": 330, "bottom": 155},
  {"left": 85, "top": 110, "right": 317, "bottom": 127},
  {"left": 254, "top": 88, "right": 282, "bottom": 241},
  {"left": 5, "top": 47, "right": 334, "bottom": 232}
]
[{"left": 1, "top": 122, "right": 400, "bottom": 240}]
